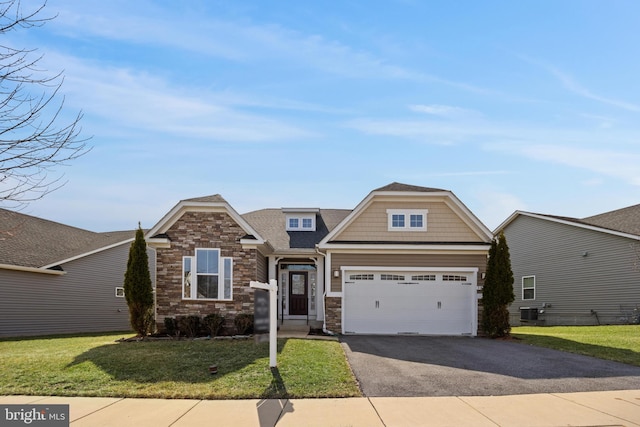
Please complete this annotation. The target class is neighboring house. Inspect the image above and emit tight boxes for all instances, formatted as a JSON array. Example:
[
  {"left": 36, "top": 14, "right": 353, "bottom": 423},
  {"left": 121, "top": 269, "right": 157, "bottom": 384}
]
[
  {"left": 0, "top": 209, "right": 154, "bottom": 337},
  {"left": 495, "top": 205, "right": 640, "bottom": 326},
  {"left": 146, "top": 183, "right": 493, "bottom": 336}
]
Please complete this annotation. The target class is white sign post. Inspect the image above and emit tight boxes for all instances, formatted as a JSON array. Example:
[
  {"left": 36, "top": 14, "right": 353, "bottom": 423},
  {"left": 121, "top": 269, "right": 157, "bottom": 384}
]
[{"left": 250, "top": 279, "right": 278, "bottom": 368}]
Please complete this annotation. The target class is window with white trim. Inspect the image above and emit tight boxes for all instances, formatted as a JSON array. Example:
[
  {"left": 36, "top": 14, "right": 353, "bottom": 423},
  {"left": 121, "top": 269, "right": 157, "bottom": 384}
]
[
  {"left": 182, "top": 249, "right": 233, "bottom": 300},
  {"left": 288, "top": 218, "right": 299, "bottom": 229},
  {"left": 522, "top": 276, "right": 535, "bottom": 300},
  {"left": 115, "top": 287, "right": 125, "bottom": 297},
  {"left": 286, "top": 214, "right": 316, "bottom": 231},
  {"left": 386, "top": 209, "right": 428, "bottom": 231}
]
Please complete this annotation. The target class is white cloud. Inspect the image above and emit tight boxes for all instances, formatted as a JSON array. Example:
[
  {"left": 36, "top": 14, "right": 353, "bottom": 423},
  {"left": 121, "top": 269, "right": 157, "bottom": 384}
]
[
  {"left": 49, "top": 1, "right": 491, "bottom": 93},
  {"left": 41, "top": 53, "right": 314, "bottom": 143},
  {"left": 409, "top": 104, "right": 482, "bottom": 119},
  {"left": 474, "top": 190, "right": 527, "bottom": 231},
  {"left": 549, "top": 67, "right": 640, "bottom": 112},
  {"left": 347, "top": 110, "right": 640, "bottom": 188},
  {"left": 518, "top": 55, "right": 640, "bottom": 112},
  {"left": 520, "top": 145, "right": 640, "bottom": 186}
]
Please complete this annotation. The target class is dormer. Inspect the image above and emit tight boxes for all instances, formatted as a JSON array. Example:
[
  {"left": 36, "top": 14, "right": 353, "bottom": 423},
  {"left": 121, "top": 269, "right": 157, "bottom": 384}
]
[{"left": 283, "top": 208, "right": 320, "bottom": 232}]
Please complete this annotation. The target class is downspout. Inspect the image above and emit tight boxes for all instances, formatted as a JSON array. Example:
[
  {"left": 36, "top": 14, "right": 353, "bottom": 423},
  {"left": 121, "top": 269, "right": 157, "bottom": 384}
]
[{"left": 314, "top": 245, "right": 334, "bottom": 335}]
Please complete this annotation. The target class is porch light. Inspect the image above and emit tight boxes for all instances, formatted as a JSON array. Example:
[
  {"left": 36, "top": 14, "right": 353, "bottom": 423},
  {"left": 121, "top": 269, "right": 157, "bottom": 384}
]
[{"left": 334, "top": 270, "right": 340, "bottom": 278}]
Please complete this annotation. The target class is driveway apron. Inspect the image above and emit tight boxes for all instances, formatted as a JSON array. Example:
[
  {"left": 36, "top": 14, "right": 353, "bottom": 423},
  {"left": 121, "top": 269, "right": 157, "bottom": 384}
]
[{"left": 340, "top": 335, "right": 640, "bottom": 397}]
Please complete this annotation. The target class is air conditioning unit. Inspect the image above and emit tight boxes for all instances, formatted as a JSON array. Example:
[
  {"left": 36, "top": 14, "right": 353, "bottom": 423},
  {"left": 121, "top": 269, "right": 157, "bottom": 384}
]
[{"left": 520, "top": 307, "right": 538, "bottom": 321}]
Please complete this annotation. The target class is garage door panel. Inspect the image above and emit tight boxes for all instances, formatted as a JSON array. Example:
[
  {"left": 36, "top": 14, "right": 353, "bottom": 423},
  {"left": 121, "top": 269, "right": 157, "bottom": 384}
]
[{"left": 344, "top": 270, "right": 475, "bottom": 335}]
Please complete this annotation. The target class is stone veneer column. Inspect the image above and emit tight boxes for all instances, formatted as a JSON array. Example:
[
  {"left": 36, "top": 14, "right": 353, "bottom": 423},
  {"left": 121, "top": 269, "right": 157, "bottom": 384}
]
[{"left": 324, "top": 296, "right": 342, "bottom": 333}]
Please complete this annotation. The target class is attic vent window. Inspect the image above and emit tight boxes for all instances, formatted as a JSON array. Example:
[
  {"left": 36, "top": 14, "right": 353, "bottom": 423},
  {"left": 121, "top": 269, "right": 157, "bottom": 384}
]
[
  {"left": 286, "top": 213, "right": 316, "bottom": 231},
  {"left": 387, "top": 209, "right": 428, "bottom": 231}
]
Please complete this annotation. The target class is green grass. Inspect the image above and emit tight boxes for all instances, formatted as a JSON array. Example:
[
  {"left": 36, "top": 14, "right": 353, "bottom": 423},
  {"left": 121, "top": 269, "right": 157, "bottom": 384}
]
[
  {"left": 0, "top": 333, "right": 361, "bottom": 399},
  {"left": 512, "top": 325, "right": 640, "bottom": 367}
]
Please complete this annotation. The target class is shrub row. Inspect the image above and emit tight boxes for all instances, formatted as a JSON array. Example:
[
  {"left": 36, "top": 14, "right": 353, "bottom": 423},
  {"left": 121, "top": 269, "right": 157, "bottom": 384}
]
[{"left": 162, "top": 313, "right": 254, "bottom": 338}]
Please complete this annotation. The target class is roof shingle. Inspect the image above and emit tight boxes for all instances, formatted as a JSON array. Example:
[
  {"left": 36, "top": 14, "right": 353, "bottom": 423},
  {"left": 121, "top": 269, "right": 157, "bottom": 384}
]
[{"left": 0, "top": 208, "right": 135, "bottom": 268}]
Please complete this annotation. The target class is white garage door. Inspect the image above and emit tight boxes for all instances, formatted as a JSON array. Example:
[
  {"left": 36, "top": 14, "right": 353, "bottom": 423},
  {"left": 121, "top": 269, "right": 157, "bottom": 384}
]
[{"left": 343, "top": 270, "right": 477, "bottom": 335}]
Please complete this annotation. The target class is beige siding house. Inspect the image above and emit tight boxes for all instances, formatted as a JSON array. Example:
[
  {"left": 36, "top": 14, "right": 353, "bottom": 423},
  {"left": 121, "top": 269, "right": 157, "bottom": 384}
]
[
  {"left": 147, "top": 183, "right": 493, "bottom": 336},
  {"left": 496, "top": 206, "right": 640, "bottom": 326},
  {"left": 0, "top": 209, "right": 152, "bottom": 337}
]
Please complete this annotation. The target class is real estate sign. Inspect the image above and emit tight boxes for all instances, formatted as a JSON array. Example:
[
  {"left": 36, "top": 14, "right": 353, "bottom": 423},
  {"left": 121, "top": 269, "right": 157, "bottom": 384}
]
[{"left": 254, "top": 288, "right": 269, "bottom": 334}]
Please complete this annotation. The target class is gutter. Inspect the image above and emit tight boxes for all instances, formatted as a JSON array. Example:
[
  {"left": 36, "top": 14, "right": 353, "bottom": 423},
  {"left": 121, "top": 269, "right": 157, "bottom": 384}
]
[
  {"left": 314, "top": 245, "right": 335, "bottom": 335},
  {"left": 0, "top": 263, "right": 66, "bottom": 276}
]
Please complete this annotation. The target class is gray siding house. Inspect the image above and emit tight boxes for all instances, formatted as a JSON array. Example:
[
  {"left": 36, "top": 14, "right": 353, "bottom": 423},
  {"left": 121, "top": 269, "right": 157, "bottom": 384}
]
[
  {"left": 0, "top": 208, "right": 154, "bottom": 337},
  {"left": 495, "top": 205, "right": 640, "bottom": 326}
]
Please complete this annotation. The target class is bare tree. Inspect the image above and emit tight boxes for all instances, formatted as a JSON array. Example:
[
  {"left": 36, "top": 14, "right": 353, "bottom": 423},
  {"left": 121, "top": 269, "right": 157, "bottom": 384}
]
[{"left": 0, "top": 0, "right": 89, "bottom": 206}]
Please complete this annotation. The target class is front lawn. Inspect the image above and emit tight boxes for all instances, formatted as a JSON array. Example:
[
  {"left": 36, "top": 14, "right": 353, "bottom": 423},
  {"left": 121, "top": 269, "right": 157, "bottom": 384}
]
[
  {"left": 0, "top": 333, "right": 361, "bottom": 399},
  {"left": 512, "top": 325, "right": 640, "bottom": 367}
]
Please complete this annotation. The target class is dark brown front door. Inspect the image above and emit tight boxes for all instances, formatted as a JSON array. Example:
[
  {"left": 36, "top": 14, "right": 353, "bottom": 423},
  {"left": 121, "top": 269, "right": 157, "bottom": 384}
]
[{"left": 289, "top": 272, "right": 308, "bottom": 315}]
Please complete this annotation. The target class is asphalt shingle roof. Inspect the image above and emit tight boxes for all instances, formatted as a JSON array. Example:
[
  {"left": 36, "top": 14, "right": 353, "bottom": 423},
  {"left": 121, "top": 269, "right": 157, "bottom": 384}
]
[
  {"left": 582, "top": 204, "right": 640, "bottom": 236},
  {"left": 522, "top": 205, "right": 640, "bottom": 238},
  {"left": 182, "top": 194, "right": 227, "bottom": 203},
  {"left": 242, "top": 208, "right": 351, "bottom": 251},
  {"left": 0, "top": 208, "right": 135, "bottom": 268},
  {"left": 374, "top": 182, "right": 447, "bottom": 193}
]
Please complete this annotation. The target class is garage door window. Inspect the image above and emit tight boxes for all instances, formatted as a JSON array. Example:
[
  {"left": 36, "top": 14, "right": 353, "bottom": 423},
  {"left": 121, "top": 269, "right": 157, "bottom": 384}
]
[
  {"left": 349, "top": 274, "right": 374, "bottom": 280},
  {"left": 381, "top": 274, "right": 405, "bottom": 281},
  {"left": 443, "top": 275, "right": 467, "bottom": 281},
  {"left": 412, "top": 274, "right": 436, "bottom": 281}
]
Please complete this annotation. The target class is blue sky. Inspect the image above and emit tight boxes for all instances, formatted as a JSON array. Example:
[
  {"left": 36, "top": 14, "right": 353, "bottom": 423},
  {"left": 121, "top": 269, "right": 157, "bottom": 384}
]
[{"left": 7, "top": 0, "right": 640, "bottom": 231}]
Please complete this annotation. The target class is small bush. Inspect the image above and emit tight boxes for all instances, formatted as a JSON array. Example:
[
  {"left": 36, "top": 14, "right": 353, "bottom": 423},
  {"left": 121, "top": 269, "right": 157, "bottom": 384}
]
[
  {"left": 203, "top": 313, "right": 225, "bottom": 337},
  {"left": 234, "top": 313, "right": 254, "bottom": 335},
  {"left": 178, "top": 315, "right": 201, "bottom": 338},
  {"left": 163, "top": 317, "right": 179, "bottom": 337}
]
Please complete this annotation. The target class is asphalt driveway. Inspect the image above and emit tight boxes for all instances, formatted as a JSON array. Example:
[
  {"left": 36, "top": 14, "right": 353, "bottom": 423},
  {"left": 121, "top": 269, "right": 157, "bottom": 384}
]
[{"left": 340, "top": 335, "right": 640, "bottom": 397}]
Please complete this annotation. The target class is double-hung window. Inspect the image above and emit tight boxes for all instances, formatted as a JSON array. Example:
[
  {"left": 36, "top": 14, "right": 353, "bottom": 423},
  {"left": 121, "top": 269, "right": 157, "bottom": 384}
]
[
  {"left": 522, "top": 276, "right": 535, "bottom": 300},
  {"left": 182, "top": 249, "right": 233, "bottom": 300}
]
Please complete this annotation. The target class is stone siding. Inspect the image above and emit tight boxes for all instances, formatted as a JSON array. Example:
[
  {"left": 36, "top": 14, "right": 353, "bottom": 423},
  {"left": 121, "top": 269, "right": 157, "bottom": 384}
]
[
  {"left": 324, "top": 297, "right": 342, "bottom": 333},
  {"left": 155, "top": 211, "right": 259, "bottom": 332}
]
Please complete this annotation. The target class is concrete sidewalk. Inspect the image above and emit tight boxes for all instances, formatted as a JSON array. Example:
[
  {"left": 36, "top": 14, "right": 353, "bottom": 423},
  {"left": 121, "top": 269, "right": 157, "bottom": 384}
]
[{"left": 2, "top": 390, "right": 640, "bottom": 426}]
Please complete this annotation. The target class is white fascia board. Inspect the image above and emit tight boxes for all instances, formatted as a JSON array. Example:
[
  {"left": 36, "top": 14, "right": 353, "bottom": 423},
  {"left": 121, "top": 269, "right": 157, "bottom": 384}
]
[
  {"left": 319, "top": 243, "right": 491, "bottom": 252},
  {"left": 146, "top": 237, "right": 171, "bottom": 248},
  {"left": 319, "top": 192, "right": 377, "bottom": 245},
  {"left": 281, "top": 207, "right": 320, "bottom": 213},
  {"left": 376, "top": 190, "right": 492, "bottom": 241},
  {"left": 146, "top": 200, "right": 266, "bottom": 245},
  {"left": 0, "top": 263, "right": 66, "bottom": 275},
  {"left": 272, "top": 248, "right": 318, "bottom": 255},
  {"left": 495, "top": 211, "right": 640, "bottom": 241},
  {"left": 241, "top": 239, "right": 274, "bottom": 255},
  {"left": 319, "top": 189, "right": 492, "bottom": 245},
  {"left": 442, "top": 195, "right": 493, "bottom": 242},
  {"left": 41, "top": 238, "right": 134, "bottom": 270},
  {"left": 493, "top": 210, "right": 523, "bottom": 234}
]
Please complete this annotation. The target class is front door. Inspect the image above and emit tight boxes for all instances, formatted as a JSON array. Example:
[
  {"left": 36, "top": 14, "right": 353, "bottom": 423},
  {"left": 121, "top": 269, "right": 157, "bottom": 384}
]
[{"left": 289, "top": 272, "right": 308, "bottom": 315}]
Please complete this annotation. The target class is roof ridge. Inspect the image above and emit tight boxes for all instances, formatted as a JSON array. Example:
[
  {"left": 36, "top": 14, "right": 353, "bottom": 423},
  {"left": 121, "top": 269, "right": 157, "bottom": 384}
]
[{"left": 373, "top": 182, "right": 448, "bottom": 193}]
